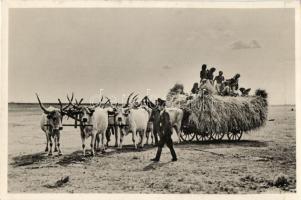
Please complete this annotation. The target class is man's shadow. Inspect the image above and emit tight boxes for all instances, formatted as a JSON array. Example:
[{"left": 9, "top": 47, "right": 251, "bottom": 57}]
[{"left": 143, "top": 161, "right": 171, "bottom": 171}]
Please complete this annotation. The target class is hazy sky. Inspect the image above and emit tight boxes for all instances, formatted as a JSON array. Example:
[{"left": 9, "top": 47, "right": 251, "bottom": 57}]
[{"left": 9, "top": 8, "right": 295, "bottom": 105}]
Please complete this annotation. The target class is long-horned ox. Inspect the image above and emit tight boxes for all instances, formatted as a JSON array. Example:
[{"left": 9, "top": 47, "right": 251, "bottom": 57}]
[
  {"left": 68, "top": 96, "right": 113, "bottom": 156},
  {"left": 37, "top": 93, "right": 72, "bottom": 156},
  {"left": 114, "top": 93, "right": 151, "bottom": 149}
]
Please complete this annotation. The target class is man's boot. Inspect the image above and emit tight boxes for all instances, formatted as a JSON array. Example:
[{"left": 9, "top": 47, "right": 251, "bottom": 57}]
[
  {"left": 170, "top": 147, "right": 177, "bottom": 162},
  {"left": 150, "top": 147, "right": 162, "bottom": 162}
]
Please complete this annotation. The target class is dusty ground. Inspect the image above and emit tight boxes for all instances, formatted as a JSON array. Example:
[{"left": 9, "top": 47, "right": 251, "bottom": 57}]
[{"left": 8, "top": 104, "right": 296, "bottom": 193}]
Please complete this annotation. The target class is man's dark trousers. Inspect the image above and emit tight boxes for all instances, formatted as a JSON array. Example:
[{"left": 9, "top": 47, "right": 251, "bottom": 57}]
[{"left": 153, "top": 134, "right": 177, "bottom": 161}]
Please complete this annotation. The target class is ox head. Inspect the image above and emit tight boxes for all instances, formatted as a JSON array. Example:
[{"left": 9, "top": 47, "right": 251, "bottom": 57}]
[
  {"left": 66, "top": 96, "right": 93, "bottom": 125},
  {"left": 78, "top": 106, "right": 95, "bottom": 125},
  {"left": 114, "top": 92, "right": 138, "bottom": 126},
  {"left": 36, "top": 94, "right": 63, "bottom": 132},
  {"left": 115, "top": 107, "right": 130, "bottom": 126}
]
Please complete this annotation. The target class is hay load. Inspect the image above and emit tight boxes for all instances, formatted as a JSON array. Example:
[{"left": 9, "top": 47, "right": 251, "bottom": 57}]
[
  {"left": 166, "top": 83, "right": 268, "bottom": 136},
  {"left": 186, "top": 90, "right": 268, "bottom": 134},
  {"left": 166, "top": 83, "right": 188, "bottom": 107}
]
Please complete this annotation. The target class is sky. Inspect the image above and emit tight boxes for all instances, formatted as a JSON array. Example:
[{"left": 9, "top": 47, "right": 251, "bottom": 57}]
[{"left": 8, "top": 8, "right": 295, "bottom": 105}]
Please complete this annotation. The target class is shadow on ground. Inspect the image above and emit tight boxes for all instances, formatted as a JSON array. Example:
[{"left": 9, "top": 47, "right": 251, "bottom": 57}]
[
  {"left": 56, "top": 144, "right": 156, "bottom": 166},
  {"left": 10, "top": 140, "right": 267, "bottom": 167},
  {"left": 143, "top": 161, "right": 171, "bottom": 171},
  {"left": 11, "top": 152, "right": 48, "bottom": 167},
  {"left": 177, "top": 140, "right": 268, "bottom": 149}
]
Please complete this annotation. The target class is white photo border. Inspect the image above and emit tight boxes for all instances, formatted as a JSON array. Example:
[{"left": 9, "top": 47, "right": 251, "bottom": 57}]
[{"left": 1, "top": 1, "right": 300, "bottom": 200}]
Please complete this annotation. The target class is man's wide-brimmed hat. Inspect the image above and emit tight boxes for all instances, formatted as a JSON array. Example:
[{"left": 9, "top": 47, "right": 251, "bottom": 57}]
[{"left": 157, "top": 98, "right": 166, "bottom": 107}]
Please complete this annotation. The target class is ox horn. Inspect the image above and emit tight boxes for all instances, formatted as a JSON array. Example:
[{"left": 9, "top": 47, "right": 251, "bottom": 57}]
[
  {"left": 146, "top": 96, "right": 156, "bottom": 108},
  {"left": 76, "top": 98, "right": 84, "bottom": 106},
  {"left": 124, "top": 92, "right": 134, "bottom": 108},
  {"left": 36, "top": 93, "right": 50, "bottom": 114},
  {"left": 131, "top": 94, "right": 139, "bottom": 103},
  {"left": 58, "top": 98, "right": 63, "bottom": 111},
  {"left": 95, "top": 96, "right": 104, "bottom": 107},
  {"left": 67, "top": 93, "right": 80, "bottom": 110},
  {"left": 59, "top": 94, "right": 73, "bottom": 111},
  {"left": 58, "top": 98, "right": 69, "bottom": 115},
  {"left": 103, "top": 96, "right": 111, "bottom": 108},
  {"left": 67, "top": 93, "right": 74, "bottom": 103}
]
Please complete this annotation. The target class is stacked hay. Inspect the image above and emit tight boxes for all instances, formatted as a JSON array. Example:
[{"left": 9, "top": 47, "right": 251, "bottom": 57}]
[
  {"left": 166, "top": 83, "right": 188, "bottom": 107},
  {"left": 167, "top": 85, "right": 268, "bottom": 133}
]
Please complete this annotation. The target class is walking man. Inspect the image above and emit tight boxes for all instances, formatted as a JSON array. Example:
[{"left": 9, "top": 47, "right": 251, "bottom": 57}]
[{"left": 150, "top": 98, "right": 177, "bottom": 162}]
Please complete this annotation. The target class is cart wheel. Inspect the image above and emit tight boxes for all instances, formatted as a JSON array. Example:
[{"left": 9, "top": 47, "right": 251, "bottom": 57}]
[
  {"left": 196, "top": 131, "right": 211, "bottom": 141},
  {"left": 227, "top": 130, "right": 243, "bottom": 141},
  {"left": 180, "top": 131, "right": 195, "bottom": 142},
  {"left": 210, "top": 132, "right": 225, "bottom": 141}
]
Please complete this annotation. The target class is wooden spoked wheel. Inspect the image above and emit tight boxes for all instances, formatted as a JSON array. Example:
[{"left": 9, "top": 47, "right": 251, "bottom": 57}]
[
  {"left": 180, "top": 125, "right": 195, "bottom": 142},
  {"left": 210, "top": 132, "right": 225, "bottom": 141},
  {"left": 195, "top": 131, "right": 211, "bottom": 141},
  {"left": 180, "top": 131, "right": 195, "bottom": 142},
  {"left": 227, "top": 130, "right": 243, "bottom": 141}
]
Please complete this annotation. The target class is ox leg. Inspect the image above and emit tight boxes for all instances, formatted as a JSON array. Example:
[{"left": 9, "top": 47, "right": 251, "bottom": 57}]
[
  {"left": 118, "top": 129, "right": 124, "bottom": 150},
  {"left": 140, "top": 130, "right": 145, "bottom": 148},
  {"left": 57, "top": 133, "right": 62, "bottom": 156},
  {"left": 95, "top": 133, "right": 100, "bottom": 152},
  {"left": 132, "top": 129, "right": 137, "bottom": 149},
  {"left": 90, "top": 131, "right": 96, "bottom": 156},
  {"left": 81, "top": 134, "right": 86, "bottom": 157},
  {"left": 137, "top": 131, "right": 141, "bottom": 146},
  {"left": 54, "top": 135, "right": 58, "bottom": 152},
  {"left": 114, "top": 127, "right": 119, "bottom": 147},
  {"left": 48, "top": 135, "right": 53, "bottom": 156},
  {"left": 145, "top": 130, "right": 149, "bottom": 145},
  {"left": 101, "top": 130, "right": 105, "bottom": 153},
  {"left": 45, "top": 132, "right": 49, "bottom": 152},
  {"left": 174, "top": 126, "right": 181, "bottom": 144}
]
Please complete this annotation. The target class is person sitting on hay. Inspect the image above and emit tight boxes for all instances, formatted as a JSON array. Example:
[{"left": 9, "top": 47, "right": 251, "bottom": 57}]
[
  {"left": 213, "top": 70, "right": 225, "bottom": 94},
  {"left": 239, "top": 87, "right": 251, "bottom": 97},
  {"left": 206, "top": 67, "right": 216, "bottom": 85},
  {"left": 191, "top": 82, "right": 199, "bottom": 95},
  {"left": 228, "top": 73, "right": 240, "bottom": 96},
  {"left": 200, "top": 64, "right": 208, "bottom": 82},
  {"left": 221, "top": 80, "right": 231, "bottom": 96}
]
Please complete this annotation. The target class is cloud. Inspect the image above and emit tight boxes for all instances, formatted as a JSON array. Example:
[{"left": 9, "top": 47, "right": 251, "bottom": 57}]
[
  {"left": 231, "top": 40, "right": 261, "bottom": 50},
  {"left": 162, "top": 65, "right": 172, "bottom": 70}
]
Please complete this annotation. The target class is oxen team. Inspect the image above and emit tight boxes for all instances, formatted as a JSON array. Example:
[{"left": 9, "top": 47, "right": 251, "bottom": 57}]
[{"left": 36, "top": 92, "right": 190, "bottom": 157}]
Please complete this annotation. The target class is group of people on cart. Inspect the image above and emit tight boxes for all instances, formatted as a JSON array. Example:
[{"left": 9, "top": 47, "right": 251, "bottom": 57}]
[{"left": 190, "top": 64, "right": 251, "bottom": 97}]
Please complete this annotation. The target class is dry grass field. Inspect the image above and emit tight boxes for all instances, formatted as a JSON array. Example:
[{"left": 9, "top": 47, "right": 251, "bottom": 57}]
[{"left": 8, "top": 104, "right": 296, "bottom": 193}]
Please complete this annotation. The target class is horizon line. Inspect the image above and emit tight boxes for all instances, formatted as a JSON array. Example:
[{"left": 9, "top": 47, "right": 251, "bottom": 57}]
[{"left": 7, "top": 102, "right": 295, "bottom": 107}]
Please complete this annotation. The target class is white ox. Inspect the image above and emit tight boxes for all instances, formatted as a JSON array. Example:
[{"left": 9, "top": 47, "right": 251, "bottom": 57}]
[
  {"left": 77, "top": 105, "right": 113, "bottom": 156},
  {"left": 114, "top": 93, "right": 151, "bottom": 149},
  {"left": 115, "top": 107, "right": 150, "bottom": 149},
  {"left": 164, "top": 107, "right": 183, "bottom": 143}
]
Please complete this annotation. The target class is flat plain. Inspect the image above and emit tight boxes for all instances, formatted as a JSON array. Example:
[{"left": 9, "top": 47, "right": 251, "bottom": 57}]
[{"left": 8, "top": 104, "right": 296, "bottom": 193}]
